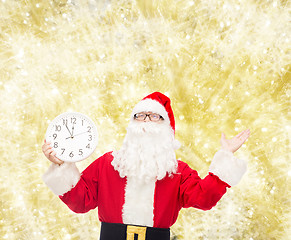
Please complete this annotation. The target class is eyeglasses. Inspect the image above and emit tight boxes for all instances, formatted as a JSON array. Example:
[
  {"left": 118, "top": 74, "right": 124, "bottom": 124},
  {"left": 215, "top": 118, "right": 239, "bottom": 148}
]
[{"left": 134, "top": 113, "right": 164, "bottom": 122}]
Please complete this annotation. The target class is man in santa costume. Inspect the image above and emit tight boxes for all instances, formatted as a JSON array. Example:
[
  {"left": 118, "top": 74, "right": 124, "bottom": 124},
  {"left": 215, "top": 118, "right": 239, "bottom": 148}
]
[{"left": 42, "top": 92, "right": 250, "bottom": 240}]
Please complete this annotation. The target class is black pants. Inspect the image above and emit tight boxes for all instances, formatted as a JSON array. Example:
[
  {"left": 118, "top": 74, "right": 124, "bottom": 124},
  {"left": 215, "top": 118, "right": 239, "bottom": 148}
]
[{"left": 100, "top": 222, "right": 170, "bottom": 240}]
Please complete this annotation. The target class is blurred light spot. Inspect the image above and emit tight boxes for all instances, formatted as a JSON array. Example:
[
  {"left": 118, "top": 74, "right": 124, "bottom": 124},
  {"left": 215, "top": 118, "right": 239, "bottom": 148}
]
[
  {"left": 51, "top": 88, "right": 59, "bottom": 95},
  {"left": 65, "top": 234, "right": 71, "bottom": 239}
]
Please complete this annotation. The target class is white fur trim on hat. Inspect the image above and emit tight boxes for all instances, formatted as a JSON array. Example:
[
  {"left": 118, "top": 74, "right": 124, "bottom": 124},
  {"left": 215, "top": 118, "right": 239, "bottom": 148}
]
[
  {"left": 42, "top": 162, "right": 81, "bottom": 196},
  {"left": 132, "top": 98, "right": 170, "bottom": 124},
  {"left": 209, "top": 149, "right": 247, "bottom": 186}
]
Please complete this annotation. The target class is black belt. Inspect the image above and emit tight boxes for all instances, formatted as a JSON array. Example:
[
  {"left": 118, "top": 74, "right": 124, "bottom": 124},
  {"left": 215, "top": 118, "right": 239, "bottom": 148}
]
[{"left": 100, "top": 222, "right": 170, "bottom": 240}]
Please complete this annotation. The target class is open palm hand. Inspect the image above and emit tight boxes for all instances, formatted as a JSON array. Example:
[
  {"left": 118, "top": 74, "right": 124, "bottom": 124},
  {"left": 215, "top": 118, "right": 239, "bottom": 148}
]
[{"left": 220, "top": 129, "right": 251, "bottom": 153}]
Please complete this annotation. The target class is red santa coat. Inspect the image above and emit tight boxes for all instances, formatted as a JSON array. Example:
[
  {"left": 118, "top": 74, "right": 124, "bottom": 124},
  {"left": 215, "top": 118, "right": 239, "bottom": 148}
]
[{"left": 58, "top": 151, "right": 230, "bottom": 228}]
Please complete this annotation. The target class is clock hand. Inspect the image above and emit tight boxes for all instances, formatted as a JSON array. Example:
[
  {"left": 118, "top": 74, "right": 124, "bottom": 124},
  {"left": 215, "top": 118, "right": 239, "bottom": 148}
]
[
  {"left": 65, "top": 123, "right": 73, "bottom": 137},
  {"left": 72, "top": 124, "right": 75, "bottom": 137},
  {"left": 72, "top": 131, "right": 90, "bottom": 137},
  {"left": 65, "top": 131, "right": 89, "bottom": 139}
]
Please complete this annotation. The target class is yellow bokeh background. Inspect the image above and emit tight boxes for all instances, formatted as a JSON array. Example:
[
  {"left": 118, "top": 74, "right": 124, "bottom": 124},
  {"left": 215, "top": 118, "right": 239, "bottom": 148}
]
[{"left": 0, "top": 0, "right": 290, "bottom": 239}]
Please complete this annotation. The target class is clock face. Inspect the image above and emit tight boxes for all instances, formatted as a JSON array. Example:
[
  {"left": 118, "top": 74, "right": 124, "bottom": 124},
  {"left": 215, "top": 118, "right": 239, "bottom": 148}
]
[{"left": 45, "top": 112, "right": 98, "bottom": 162}]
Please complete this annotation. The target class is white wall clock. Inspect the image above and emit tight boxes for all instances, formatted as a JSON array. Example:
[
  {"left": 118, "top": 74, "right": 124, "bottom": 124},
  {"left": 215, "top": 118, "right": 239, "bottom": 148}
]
[{"left": 45, "top": 112, "right": 98, "bottom": 162}]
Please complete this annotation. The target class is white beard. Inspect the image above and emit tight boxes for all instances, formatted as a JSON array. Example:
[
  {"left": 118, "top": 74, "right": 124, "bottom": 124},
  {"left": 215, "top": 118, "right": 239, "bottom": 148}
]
[{"left": 111, "top": 120, "right": 180, "bottom": 182}]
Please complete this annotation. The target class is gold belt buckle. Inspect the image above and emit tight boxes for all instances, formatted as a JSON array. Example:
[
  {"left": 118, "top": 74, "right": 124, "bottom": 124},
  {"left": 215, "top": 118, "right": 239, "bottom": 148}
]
[{"left": 126, "top": 225, "right": 147, "bottom": 240}]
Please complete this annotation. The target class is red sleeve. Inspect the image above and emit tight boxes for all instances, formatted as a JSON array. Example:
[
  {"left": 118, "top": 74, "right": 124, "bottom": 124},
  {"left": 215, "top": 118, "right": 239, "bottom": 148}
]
[
  {"left": 59, "top": 153, "right": 106, "bottom": 213},
  {"left": 179, "top": 161, "right": 230, "bottom": 210}
]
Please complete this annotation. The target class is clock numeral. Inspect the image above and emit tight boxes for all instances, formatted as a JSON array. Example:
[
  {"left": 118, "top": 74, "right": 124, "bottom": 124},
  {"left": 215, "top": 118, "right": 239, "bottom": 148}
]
[
  {"left": 54, "top": 142, "right": 58, "bottom": 148},
  {"left": 87, "top": 126, "right": 91, "bottom": 133},
  {"left": 79, "top": 149, "right": 83, "bottom": 155},
  {"left": 63, "top": 119, "right": 68, "bottom": 125},
  {"left": 82, "top": 120, "right": 84, "bottom": 126},
  {"left": 69, "top": 151, "right": 74, "bottom": 158},
  {"left": 86, "top": 143, "right": 90, "bottom": 149},
  {"left": 88, "top": 135, "right": 92, "bottom": 141},
  {"left": 61, "top": 148, "right": 65, "bottom": 155},
  {"left": 71, "top": 117, "right": 76, "bottom": 124},
  {"left": 55, "top": 125, "right": 61, "bottom": 131},
  {"left": 53, "top": 134, "right": 57, "bottom": 140}
]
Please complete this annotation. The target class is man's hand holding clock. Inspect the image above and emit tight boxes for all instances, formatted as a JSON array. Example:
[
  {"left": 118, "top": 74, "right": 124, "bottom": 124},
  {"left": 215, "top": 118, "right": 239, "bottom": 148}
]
[{"left": 42, "top": 139, "right": 64, "bottom": 165}]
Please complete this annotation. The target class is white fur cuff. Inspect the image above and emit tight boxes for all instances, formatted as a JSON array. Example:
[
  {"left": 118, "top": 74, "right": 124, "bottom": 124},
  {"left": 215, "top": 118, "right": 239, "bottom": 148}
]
[
  {"left": 209, "top": 149, "right": 247, "bottom": 186},
  {"left": 42, "top": 162, "right": 81, "bottom": 196}
]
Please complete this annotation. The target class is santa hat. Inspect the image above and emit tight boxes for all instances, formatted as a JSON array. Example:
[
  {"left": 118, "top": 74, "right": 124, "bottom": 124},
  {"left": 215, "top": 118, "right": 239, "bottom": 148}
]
[{"left": 132, "top": 92, "right": 176, "bottom": 134}]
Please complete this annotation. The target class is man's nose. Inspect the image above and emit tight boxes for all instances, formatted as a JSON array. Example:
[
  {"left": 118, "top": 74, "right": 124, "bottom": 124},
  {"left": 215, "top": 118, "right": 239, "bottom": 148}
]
[{"left": 143, "top": 115, "right": 151, "bottom": 122}]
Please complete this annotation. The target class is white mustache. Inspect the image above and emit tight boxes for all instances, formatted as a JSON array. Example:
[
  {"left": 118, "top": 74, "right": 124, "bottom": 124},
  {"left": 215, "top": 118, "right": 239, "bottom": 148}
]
[{"left": 127, "top": 121, "right": 167, "bottom": 135}]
